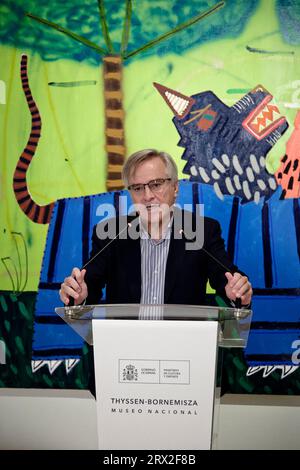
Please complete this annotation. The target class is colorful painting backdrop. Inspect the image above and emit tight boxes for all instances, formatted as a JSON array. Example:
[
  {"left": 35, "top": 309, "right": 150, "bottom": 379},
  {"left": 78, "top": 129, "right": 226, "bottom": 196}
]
[{"left": 0, "top": 0, "right": 299, "bottom": 393}]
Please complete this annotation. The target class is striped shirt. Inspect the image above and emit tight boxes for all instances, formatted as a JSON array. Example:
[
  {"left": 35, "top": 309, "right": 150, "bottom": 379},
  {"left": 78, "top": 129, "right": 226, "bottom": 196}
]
[{"left": 140, "top": 221, "right": 172, "bottom": 309}]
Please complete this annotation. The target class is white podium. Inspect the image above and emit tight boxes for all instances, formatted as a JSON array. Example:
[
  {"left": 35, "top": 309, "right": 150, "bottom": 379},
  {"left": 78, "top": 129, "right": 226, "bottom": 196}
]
[{"left": 56, "top": 304, "right": 252, "bottom": 450}]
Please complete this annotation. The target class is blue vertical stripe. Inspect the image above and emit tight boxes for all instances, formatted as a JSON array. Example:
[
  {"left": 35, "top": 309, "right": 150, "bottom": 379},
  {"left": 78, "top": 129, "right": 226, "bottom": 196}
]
[
  {"left": 47, "top": 199, "right": 65, "bottom": 283},
  {"left": 227, "top": 196, "right": 239, "bottom": 262},
  {"left": 82, "top": 196, "right": 91, "bottom": 267},
  {"left": 262, "top": 201, "right": 273, "bottom": 288},
  {"left": 192, "top": 182, "right": 199, "bottom": 213},
  {"left": 293, "top": 198, "right": 300, "bottom": 262}
]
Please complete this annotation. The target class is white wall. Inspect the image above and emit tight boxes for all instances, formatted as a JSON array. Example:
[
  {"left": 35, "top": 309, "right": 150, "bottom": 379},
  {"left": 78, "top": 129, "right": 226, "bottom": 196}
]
[
  {"left": 0, "top": 389, "right": 299, "bottom": 450},
  {"left": 0, "top": 389, "right": 97, "bottom": 450},
  {"left": 218, "top": 394, "right": 300, "bottom": 450}
]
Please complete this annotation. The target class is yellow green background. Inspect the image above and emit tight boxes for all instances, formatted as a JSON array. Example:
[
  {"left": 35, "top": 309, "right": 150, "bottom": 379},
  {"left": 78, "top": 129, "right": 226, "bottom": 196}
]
[{"left": 0, "top": 0, "right": 299, "bottom": 292}]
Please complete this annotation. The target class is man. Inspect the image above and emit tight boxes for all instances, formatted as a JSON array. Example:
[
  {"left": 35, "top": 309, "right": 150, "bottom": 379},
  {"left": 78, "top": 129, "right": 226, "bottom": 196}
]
[{"left": 59, "top": 149, "right": 252, "bottom": 307}]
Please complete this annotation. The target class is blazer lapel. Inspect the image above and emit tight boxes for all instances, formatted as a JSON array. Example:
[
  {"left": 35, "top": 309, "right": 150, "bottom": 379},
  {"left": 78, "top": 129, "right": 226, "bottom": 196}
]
[
  {"left": 126, "top": 216, "right": 141, "bottom": 301},
  {"left": 164, "top": 215, "right": 186, "bottom": 303}
]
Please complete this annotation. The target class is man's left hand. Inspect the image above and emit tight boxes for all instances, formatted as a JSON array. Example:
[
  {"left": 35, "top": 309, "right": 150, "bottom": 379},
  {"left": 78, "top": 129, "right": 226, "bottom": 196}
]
[{"left": 225, "top": 272, "right": 252, "bottom": 306}]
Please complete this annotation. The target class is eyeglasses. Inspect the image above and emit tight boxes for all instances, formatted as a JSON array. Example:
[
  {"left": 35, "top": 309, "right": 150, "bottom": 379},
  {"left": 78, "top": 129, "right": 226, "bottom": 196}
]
[{"left": 128, "top": 178, "right": 172, "bottom": 194}]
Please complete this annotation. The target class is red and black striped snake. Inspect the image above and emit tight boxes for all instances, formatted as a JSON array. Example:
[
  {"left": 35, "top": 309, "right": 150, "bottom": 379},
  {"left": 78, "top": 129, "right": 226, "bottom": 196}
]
[{"left": 13, "top": 54, "right": 54, "bottom": 224}]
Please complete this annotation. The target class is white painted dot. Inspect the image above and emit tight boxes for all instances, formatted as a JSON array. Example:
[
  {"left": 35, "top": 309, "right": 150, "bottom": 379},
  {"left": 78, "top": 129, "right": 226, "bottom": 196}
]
[
  {"left": 246, "top": 167, "right": 255, "bottom": 182},
  {"left": 198, "top": 167, "right": 210, "bottom": 183},
  {"left": 254, "top": 191, "right": 260, "bottom": 204},
  {"left": 260, "top": 156, "right": 266, "bottom": 167},
  {"left": 257, "top": 179, "right": 266, "bottom": 190},
  {"left": 213, "top": 182, "right": 224, "bottom": 200},
  {"left": 232, "top": 155, "right": 243, "bottom": 175},
  {"left": 233, "top": 174, "right": 241, "bottom": 190},
  {"left": 225, "top": 177, "right": 235, "bottom": 194},
  {"left": 190, "top": 165, "right": 198, "bottom": 176},
  {"left": 212, "top": 158, "right": 226, "bottom": 173},
  {"left": 211, "top": 169, "right": 220, "bottom": 180},
  {"left": 221, "top": 154, "right": 230, "bottom": 166},
  {"left": 242, "top": 180, "right": 252, "bottom": 200},
  {"left": 250, "top": 154, "right": 260, "bottom": 174},
  {"left": 268, "top": 178, "right": 277, "bottom": 190}
]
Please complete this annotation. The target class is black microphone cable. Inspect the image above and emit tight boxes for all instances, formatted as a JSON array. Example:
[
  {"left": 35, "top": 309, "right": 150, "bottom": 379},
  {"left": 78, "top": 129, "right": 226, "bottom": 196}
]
[
  {"left": 179, "top": 229, "right": 242, "bottom": 309},
  {"left": 67, "top": 221, "right": 134, "bottom": 307}
]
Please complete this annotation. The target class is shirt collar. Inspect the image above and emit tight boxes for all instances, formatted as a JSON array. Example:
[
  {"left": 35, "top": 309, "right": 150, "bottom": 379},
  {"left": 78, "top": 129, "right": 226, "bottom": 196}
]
[{"left": 139, "top": 215, "right": 173, "bottom": 243}]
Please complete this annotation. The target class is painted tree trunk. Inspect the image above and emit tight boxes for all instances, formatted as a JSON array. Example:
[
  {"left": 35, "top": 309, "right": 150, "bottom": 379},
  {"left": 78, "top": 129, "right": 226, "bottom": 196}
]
[{"left": 103, "top": 55, "right": 126, "bottom": 191}]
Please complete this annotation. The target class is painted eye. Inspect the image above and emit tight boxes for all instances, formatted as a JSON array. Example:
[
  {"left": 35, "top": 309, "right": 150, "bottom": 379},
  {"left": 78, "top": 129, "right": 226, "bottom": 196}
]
[{"left": 197, "top": 109, "right": 217, "bottom": 130}]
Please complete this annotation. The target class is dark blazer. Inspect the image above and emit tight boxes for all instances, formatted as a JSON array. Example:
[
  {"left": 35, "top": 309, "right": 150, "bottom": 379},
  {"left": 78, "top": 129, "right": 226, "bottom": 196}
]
[{"left": 85, "top": 210, "right": 240, "bottom": 306}]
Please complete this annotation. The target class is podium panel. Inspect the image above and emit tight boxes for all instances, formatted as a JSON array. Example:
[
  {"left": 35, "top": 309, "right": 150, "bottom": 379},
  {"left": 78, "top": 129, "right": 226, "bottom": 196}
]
[
  {"left": 93, "top": 320, "right": 218, "bottom": 450},
  {"left": 56, "top": 304, "right": 252, "bottom": 450}
]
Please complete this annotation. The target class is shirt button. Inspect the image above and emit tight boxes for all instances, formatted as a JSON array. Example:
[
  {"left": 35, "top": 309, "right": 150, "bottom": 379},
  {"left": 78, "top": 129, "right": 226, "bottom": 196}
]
[
  {"left": 154, "top": 271, "right": 158, "bottom": 275},
  {"left": 153, "top": 296, "right": 157, "bottom": 301}
]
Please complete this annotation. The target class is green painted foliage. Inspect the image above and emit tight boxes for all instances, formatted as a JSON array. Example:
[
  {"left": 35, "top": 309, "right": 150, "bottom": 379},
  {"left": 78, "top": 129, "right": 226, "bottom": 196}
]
[
  {"left": 0, "top": 292, "right": 90, "bottom": 389},
  {"left": 0, "top": 295, "right": 8, "bottom": 312},
  {"left": 0, "top": 0, "right": 258, "bottom": 64}
]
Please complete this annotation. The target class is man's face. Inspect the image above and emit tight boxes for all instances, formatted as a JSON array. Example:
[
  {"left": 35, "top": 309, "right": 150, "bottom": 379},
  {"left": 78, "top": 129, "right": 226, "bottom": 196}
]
[{"left": 128, "top": 157, "right": 178, "bottom": 227}]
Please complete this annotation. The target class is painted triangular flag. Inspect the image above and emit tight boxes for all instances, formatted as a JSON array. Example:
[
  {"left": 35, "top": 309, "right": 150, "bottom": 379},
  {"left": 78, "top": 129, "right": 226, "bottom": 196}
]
[{"left": 153, "top": 82, "right": 194, "bottom": 118}]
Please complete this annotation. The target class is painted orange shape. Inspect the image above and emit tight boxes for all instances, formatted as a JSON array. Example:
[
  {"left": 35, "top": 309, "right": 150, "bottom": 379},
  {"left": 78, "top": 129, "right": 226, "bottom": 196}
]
[{"left": 275, "top": 111, "right": 300, "bottom": 199}]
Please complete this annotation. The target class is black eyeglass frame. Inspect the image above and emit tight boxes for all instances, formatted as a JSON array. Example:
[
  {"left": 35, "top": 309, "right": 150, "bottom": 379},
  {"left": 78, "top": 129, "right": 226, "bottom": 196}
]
[{"left": 127, "top": 178, "right": 172, "bottom": 193}]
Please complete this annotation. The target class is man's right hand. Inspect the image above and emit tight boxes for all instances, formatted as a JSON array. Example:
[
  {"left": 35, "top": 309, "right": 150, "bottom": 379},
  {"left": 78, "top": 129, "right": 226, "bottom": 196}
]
[{"left": 59, "top": 268, "right": 88, "bottom": 305}]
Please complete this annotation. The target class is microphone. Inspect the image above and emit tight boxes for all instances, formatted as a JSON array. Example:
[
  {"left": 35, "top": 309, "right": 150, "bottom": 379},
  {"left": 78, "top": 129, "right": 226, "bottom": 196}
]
[
  {"left": 179, "top": 229, "right": 242, "bottom": 309},
  {"left": 67, "top": 221, "right": 133, "bottom": 307}
]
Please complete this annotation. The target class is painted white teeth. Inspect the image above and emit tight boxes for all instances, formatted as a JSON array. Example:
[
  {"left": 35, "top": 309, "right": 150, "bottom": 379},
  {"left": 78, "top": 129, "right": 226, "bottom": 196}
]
[
  {"left": 165, "top": 91, "right": 189, "bottom": 116},
  {"left": 252, "top": 104, "right": 281, "bottom": 129}
]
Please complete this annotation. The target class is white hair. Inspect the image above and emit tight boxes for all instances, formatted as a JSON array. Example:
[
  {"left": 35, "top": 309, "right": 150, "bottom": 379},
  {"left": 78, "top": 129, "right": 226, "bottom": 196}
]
[{"left": 122, "top": 149, "right": 178, "bottom": 186}]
